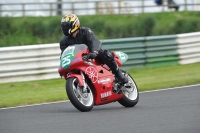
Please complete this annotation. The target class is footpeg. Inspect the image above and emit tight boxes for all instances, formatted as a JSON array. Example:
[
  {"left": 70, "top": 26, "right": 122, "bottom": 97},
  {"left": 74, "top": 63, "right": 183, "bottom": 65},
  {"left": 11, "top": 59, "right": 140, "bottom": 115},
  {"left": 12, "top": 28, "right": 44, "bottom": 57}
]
[{"left": 113, "top": 83, "right": 123, "bottom": 94}]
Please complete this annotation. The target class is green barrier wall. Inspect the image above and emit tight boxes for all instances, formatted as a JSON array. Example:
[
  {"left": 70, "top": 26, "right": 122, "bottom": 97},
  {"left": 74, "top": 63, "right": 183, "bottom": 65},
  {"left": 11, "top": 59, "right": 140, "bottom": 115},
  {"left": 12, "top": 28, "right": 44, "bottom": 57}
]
[
  {"left": 102, "top": 35, "right": 179, "bottom": 70},
  {"left": 145, "top": 35, "right": 179, "bottom": 67},
  {"left": 1, "top": 32, "right": 200, "bottom": 83}
]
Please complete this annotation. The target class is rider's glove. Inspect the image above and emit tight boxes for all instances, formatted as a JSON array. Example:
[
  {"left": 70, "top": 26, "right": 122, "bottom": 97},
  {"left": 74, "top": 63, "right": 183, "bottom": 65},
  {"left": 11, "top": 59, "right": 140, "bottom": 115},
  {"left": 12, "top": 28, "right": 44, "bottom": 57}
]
[{"left": 82, "top": 51, "right": 98, "bottom": 60}]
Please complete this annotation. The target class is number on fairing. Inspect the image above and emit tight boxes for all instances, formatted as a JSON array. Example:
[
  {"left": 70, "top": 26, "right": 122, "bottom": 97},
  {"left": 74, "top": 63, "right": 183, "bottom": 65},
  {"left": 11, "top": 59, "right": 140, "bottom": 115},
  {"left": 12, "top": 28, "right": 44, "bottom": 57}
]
[
  {"left": 116, "top": 52, "right": 125, "bottom": 60},
  {"left": 62, "top": 56, "right": 70, "bottom": 67}
]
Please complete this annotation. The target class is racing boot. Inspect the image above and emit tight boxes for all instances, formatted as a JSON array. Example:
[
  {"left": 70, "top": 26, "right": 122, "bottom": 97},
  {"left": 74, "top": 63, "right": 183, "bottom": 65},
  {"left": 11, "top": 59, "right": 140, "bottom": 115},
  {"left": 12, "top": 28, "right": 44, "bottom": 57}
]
[
  {"left": 106, "top": 59, "right": 128, "bottom": 84},
  {"left": 100, "top": 49, "right": 128, "bottom": 84},
  {"left": 113, "top": 68, "right": 128, "bottom": 84}
]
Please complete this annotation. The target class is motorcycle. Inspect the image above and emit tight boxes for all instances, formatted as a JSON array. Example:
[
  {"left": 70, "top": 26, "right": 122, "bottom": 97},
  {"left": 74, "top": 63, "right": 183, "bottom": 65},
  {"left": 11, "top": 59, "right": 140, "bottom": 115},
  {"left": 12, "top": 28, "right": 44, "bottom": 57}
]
[{"left": 58, "top": 44, "right": 139, "bottom": 112}]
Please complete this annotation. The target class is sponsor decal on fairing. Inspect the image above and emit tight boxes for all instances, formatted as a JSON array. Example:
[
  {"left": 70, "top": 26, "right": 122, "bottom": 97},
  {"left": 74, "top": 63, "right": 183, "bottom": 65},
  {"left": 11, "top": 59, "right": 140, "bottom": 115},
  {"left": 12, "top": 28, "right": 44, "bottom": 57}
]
[
  {"left": 100, "top": 91, "right": 112, "bottom": 98},
  {"left": 98, "top": 78, "right": 111, "bottom": 84},
  {"left": 72, "top": 58, "right": 80, "bottom": 63},
  {"left": 85, "top": 66, "right": 98, "bottom": 83}
]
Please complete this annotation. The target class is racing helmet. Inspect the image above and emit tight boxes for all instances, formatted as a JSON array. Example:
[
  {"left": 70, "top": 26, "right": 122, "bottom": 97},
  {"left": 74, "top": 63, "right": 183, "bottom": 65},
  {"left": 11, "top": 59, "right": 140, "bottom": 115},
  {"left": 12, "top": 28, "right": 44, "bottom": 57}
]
[{"left": 61, "top": 14, "right": 80, "bottom": 36}]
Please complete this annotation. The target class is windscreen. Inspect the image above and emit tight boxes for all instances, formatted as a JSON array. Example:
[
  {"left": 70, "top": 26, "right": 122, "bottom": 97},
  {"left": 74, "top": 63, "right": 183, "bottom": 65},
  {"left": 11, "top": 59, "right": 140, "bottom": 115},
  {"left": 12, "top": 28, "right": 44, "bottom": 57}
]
[{"left": 60, "top": 44, "right": 88, "bottom": 69}]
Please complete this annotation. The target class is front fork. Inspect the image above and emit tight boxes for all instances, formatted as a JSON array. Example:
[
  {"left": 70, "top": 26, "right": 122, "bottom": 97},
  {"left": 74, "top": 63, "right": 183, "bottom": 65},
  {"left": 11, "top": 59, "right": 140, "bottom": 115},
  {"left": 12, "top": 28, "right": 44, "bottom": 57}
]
[
  {"left": 67, "top": 71, "right": 90, "bottom": 93},
  {"left": 80, "top": 71, "right": 88, "bottom": 93}
]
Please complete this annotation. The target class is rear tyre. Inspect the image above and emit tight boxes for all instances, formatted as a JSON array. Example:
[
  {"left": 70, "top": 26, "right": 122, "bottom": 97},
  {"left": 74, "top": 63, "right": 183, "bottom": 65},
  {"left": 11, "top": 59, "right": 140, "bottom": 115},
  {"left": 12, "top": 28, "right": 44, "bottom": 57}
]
[
  {"left": 118, "top": 71, "right": 139, "bottom": 107},
  {"left": 66, "top": 77, "right": 94, "bottom": 112}
]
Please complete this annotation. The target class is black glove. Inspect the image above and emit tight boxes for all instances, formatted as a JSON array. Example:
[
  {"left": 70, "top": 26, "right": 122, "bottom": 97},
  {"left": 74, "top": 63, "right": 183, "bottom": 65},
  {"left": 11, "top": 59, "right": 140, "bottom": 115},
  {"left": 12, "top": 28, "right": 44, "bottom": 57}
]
[{"left": 82, "top": 52, "right": 98, "bottom": 60}]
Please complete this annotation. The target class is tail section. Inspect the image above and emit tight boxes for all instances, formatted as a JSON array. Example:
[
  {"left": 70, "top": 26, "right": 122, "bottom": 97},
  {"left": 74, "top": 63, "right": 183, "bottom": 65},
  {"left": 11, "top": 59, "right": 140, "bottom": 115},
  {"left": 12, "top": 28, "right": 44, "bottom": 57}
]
[{"left": 112, "top": 51, "right": 128, "bottom": 65}]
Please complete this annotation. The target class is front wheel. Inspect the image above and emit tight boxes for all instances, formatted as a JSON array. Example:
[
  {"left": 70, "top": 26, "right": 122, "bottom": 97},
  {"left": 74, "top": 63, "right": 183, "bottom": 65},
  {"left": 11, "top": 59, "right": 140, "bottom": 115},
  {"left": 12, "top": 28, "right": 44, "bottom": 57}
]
[
  {"left": 66, "top": 77, "right": 94, "bottom": 112},
  {"left": 118, "top": 71, "right": 139, "bottom": 107}
]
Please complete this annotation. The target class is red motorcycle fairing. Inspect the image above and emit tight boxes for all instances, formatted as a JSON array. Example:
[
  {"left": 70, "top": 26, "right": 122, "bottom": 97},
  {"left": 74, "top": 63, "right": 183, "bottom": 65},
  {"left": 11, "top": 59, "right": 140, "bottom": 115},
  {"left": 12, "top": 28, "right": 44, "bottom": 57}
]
[
  {"left": 67, "top": 74, "right": 84, "bottom": 86},
  {"left": 67, "top": 65, "right": 123, "bottom": 105},
  {"left": 112, "top": 52, "right": 122, "bottom": 67},
  {"left": 84, "top": 65, "right": 124, "bottom": 105},
  {"left": 59, "top": 49, "right": 124, "bottom": 105}
]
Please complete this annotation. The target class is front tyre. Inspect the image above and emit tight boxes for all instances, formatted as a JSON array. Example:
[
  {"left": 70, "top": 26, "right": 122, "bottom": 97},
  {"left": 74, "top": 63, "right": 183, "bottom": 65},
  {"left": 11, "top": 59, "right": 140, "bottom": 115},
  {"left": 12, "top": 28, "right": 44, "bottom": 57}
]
[
  {"left": 118, "top": 71, "right": 139, "bottom": 107},
  {"left": 66, "top": 77, "right": 94, "bottom": 112}
]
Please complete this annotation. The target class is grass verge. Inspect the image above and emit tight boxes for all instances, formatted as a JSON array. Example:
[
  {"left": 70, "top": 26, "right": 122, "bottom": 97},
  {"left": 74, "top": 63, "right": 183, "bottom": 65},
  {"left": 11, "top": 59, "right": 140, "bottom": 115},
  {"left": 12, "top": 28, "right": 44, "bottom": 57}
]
[{"left": 0, "top": 63, "right": 200, "bottom": 108}]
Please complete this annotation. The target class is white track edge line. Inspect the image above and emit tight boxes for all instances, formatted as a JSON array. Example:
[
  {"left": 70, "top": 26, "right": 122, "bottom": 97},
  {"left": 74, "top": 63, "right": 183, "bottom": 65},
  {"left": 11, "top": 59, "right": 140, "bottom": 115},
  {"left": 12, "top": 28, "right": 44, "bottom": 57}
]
[
  {"left": 1, "top": 84, "right": 200, "bottom": 110},
  {"left": 139, "top": 84, "right": 200, "bottom": 93},
  {"left": 0, "top": 100, "right": 69, "bottom": 110}
]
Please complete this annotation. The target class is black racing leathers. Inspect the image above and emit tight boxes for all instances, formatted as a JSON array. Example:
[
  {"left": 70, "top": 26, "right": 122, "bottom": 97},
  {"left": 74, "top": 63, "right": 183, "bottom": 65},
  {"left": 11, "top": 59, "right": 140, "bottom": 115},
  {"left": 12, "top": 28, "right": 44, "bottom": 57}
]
[
  {"left": 60, "top": 27, "right": 101, "bottom": 55},
  {"left": 59, "top": 27, "right": 128, "bottom": 84}
]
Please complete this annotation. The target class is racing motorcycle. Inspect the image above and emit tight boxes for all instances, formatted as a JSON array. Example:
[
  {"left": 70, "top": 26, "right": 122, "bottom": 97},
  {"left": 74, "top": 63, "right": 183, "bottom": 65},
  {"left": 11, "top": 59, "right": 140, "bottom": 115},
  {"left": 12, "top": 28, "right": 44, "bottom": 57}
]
[{"left": 58, "top": 44, "right": 139, "bottom": 112}]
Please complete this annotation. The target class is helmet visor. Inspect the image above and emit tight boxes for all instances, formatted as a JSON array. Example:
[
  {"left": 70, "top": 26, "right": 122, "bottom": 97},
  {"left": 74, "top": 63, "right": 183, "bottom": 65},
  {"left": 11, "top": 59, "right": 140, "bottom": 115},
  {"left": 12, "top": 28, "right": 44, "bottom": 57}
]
[{"left": 61, "top": 22, "right": 71, "bottom": 36}]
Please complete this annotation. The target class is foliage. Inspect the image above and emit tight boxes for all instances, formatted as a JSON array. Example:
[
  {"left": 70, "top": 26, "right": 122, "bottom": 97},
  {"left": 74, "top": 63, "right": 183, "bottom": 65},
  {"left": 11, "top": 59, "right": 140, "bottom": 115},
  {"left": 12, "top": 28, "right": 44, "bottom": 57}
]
[{"left": 0, "top": 12, "right": 200, "bottom": 47}]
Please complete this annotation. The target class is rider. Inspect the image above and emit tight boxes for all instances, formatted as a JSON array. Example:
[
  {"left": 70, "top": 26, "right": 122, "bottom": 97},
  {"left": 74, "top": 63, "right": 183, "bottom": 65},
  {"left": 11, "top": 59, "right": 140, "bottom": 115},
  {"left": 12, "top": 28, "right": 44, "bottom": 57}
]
[{"left": 59, "top": 14, "right": 128, "bottom": 84}]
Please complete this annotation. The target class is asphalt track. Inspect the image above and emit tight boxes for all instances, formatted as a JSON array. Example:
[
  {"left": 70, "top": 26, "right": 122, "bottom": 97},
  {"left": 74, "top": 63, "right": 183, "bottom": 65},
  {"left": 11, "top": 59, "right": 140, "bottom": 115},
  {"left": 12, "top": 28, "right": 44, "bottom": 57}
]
[{"left": 0, "top": 84, "right": 200, "bottom": 133}]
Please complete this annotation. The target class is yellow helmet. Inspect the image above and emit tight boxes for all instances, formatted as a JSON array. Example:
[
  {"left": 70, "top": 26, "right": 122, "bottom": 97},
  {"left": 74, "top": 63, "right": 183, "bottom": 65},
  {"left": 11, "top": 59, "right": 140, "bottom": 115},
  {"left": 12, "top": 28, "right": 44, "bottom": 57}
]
[{"left": 61, "top": 14, "right": 80, "bottom": 36}]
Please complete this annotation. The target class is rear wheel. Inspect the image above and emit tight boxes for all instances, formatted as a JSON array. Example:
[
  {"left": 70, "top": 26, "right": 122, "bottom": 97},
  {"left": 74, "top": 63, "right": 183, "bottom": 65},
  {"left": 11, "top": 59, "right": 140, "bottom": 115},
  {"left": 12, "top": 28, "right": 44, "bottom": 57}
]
[
  {"left": 118, "top": 71, "right": 139, "bottom": 107},
  {"left": 66, "top": 77, "right": 94, "bottom": 112}
]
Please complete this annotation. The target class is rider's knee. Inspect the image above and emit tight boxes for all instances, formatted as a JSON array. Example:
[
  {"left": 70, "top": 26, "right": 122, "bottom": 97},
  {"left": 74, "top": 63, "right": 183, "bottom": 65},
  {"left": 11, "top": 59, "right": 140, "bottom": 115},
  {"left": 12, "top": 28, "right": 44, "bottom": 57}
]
[{"left": 103, "top": 50, "right": 114, "bottom": 61}]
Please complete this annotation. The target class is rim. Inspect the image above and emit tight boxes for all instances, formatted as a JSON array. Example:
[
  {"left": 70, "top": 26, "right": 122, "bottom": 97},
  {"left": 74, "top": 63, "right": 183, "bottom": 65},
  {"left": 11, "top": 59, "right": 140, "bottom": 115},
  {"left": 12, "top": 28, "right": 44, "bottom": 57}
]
[
  {"left": 123, "top": 74, "right": 138, "bottom": 101},
  {"left": 72, "top": 78, "right": 93, "bottom": 106}
]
